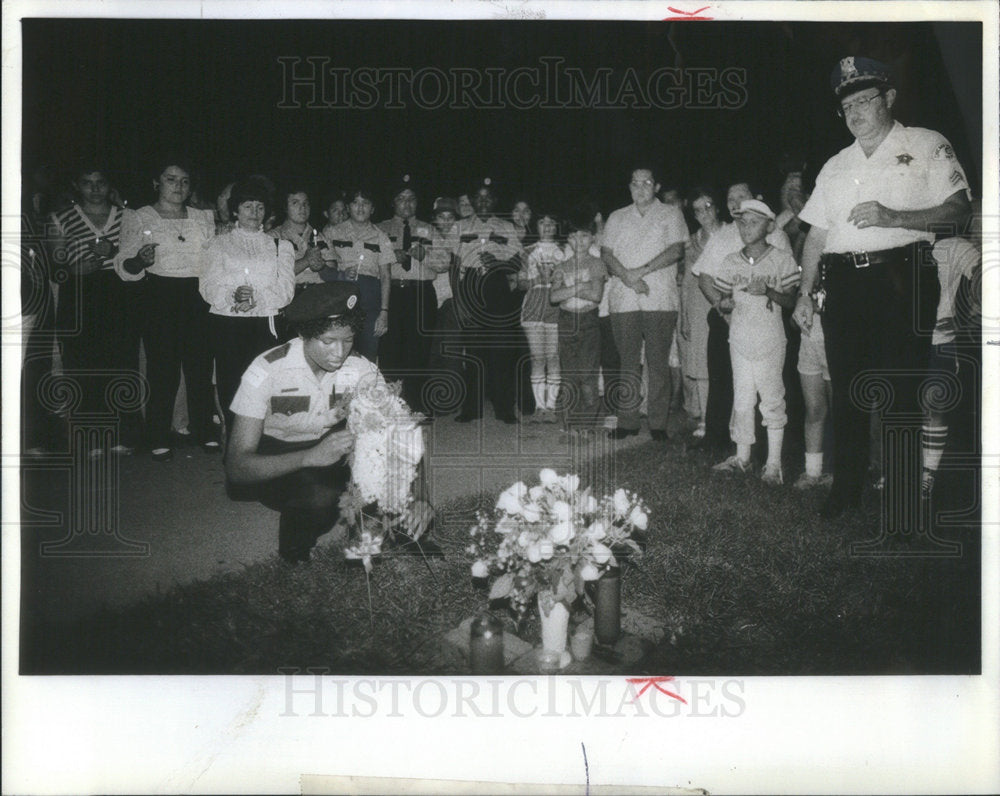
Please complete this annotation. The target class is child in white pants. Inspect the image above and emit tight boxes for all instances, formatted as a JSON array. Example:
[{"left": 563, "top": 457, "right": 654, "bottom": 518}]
[{"left": 700, "top": 199, "right": 800, "bottom": 483}]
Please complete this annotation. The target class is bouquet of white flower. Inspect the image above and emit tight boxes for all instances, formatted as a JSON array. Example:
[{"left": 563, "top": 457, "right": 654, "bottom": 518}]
[
  {"left": 468, "top": 468, "right": 647, "bottom": 620},
  {"left": 338, "top": 378, "right": 430, "bottom": 575}
]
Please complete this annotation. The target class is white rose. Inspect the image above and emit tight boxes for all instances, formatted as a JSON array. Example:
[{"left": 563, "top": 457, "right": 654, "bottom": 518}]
[
  {"left": 582, "top": 495, "right": 598, "bottom": 514},
  {"left": 587, "top": 520, "right": 607, "bottom": 540},
  {"left": 529, "top": 485, "right": 545, "bottom": 501},
  {"left": 518, "top": 531, "right": 531, "bottom": 548},
  {"left": 471, "top": 560, "right": 489, "bottom": 578},
  {"left": 496, "top": 481, "right": 528, "bottom": 514},
  {"left": 552, "top": 500, "right": 572, "bottom": 522},
  {"left": 549, "top": 521, "right": 575, "bottom": 545},
  {"left": 592, "top": 542, "right": 612, "bottom": 564},
  {"left": 629, "top": 507, "right": 648, "bottom": 531},
  {"left": 496, "top": 517, "right": 518, "bottom": 536},
  {"left": 613, "top": 489, "right": 630, "bottom": 516},
  {"left": 527, "top": 543, "right": 542, "bottom": 563},
  {"left": 580, "top": 562, "right": 601, "bottom": 581},
  {"left": 539, "top": 468, "right": 560, "bottom": 487},
  {"left": 521, "top": 504, "right": 541, "bottom": 523},
  {"left": 538, "top": 539, "right": 554, "bottom": 560},
  {"left": 562, "top": 474, "right": 580, "bottom": 492}
]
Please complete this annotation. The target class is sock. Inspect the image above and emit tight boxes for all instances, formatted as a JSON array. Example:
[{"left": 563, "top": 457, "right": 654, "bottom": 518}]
[
  {"left": 805, "top": 451, "right": 823, "bottom": 478},
  {"left": 766, "top": 427, "right": 784, "bottom": 469},
  {"left": 921, "top": 424, "right": 947, "bottom": 473},
  {"left": 736, "top": 443, "right": 751, "bottom": 463},
  {"left": 545, "top": 379, "right": 560, "bottom": 411},
  {"left": 531, "top": 378, "right": 546, "bottom": 412}
]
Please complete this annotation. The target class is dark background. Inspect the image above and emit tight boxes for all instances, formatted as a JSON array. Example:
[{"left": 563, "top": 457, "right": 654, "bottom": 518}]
[{"left": 21, "top": 19, "right": 982, "bottom": 219}]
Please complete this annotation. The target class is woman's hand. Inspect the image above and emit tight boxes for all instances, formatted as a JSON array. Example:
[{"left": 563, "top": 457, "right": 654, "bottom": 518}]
[
  {"left": 717, "top": 296, "right": 735, "bottom": 316},
  {"left": 233, "top": 285, "right": 254, "bottom": 304},
  {"left": 137, "top": 243, "right": 158, "bottom": 266},
  {"left": 792, "top": 293, "right": 814, "bottom": 332},
  {"left": 374, "top": 310, "right": 389, "bottom": 337},
  {"left": 302, "top": 247, "right": 326, "bottom": 272},
  {"left": 301, "top": 430, "right": 354, "bottom": 468}
]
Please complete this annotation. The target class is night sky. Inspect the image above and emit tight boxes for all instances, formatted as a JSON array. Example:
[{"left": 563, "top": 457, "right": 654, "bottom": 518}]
[{"left": 21, "top": 18, "right": 982, "bottom": 218}]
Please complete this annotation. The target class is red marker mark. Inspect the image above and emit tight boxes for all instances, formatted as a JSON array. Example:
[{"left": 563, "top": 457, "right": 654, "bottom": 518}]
[
  {"left": 626, "top": 676, "right": 689, "bottom": 704},
  {"left": 663, "top": 6, "right": 713, "bottom": 20}
]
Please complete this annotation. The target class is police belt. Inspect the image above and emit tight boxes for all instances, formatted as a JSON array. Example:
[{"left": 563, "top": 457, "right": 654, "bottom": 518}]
[{"left": 822, "top": 242, "right": 928, "bottom": 270}]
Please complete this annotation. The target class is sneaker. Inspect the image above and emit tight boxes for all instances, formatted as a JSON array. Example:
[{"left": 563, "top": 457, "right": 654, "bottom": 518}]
[
  {"left": 712, "top": 455, "right": 752, "bottom": 474},
  {"left": 793, "top": 472, "right": 834, "bottom": 490},
  {"left": 691, "top": 424, "right": 706, "bottom": 439},
  {"left": 201, "top": 440, "right": 222, "bottom": 454},
  {"left": 88, "top": 447, "right": 105, "bottom": 460},
  {"left": 761, "top": 464, "right": 784, "bottom": 485},
  {"left": 110, "top": 444, "right": 135, "bottom": 456}
]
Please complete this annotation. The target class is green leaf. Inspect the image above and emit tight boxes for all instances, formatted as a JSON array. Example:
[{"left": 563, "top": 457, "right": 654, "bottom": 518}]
[{"left": 489, "top": 572, "right": 515, "bottom": 600}]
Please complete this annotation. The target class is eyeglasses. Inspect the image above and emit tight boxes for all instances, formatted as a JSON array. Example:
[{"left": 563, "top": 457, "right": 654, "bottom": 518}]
[{"left": 837, "top": 91, "right": 884, "bottom": 118}]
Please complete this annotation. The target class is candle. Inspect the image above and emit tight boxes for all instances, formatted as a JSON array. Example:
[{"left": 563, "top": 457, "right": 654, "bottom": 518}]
[
  {"left": 469, "top": 612, "right": 504, "bottom": 674},
  {"left": 594, "top": 567, "right": 621, "bottom": 645}
]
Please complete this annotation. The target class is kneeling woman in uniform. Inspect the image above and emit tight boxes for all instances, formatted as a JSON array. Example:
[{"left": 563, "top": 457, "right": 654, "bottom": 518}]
[{"left": 225, "top": 282, "right": 430, "bottom": 563}]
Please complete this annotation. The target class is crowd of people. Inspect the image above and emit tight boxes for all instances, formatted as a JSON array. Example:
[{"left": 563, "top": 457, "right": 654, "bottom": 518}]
[{"left": 19, "top": 55, "right": 982, "bottom": 560}]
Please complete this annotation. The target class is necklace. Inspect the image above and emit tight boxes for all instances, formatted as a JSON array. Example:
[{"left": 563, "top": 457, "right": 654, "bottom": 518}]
[{"left": 155, "top": 203, "right": 189, "bottom": 241}]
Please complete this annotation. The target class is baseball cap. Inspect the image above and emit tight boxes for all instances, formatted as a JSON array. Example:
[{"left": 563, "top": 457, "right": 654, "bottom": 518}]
[
  {"left": 735, "top": 199, "right": 776, "bottom": 220},
  {"left": 432, "top": 196, "right": 459, "bottom": 216}
]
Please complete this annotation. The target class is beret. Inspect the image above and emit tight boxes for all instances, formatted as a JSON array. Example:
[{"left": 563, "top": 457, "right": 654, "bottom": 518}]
[
  {"left": 831, "top": 56, "right": 892, "bottom": 97},
  {"left": 283, "top": 282, "right": 360, "bottom": 323}
]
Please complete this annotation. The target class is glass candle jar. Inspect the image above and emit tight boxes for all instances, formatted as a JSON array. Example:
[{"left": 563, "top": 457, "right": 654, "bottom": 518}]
[
  {"left": 469, "top": 612, "right": 505, "bottom": 674},
  {"left": 594, "top": 567, "right": 621, "bottom": 645}
]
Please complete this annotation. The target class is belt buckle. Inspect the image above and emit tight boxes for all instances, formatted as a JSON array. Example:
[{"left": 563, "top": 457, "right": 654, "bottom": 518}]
[{"left": 850, "top": 251, "right": 870, "bottom": 269}]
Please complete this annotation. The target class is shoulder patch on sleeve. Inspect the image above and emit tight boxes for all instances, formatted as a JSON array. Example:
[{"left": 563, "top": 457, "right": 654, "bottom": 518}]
[
  {"left": 264, "top": 342, "right": 292, "bottom": 363},
  {"left": 933, "top": 143, "right": 956, "bottom": 160},
  {"left": 242, "top": 362, "right": 269, "bottom": 389}
]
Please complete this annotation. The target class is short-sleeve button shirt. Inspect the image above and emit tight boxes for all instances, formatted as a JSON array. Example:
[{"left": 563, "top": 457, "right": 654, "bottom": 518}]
[
  {"left": 602, "top": 199, "right": 689, "bottom": 313},
  {"left": 798, "top": 121, "right": 972, "bottom": 253},
  {"left": 376, "top": 216, "right": 437, "bottom": 281},
  {"left": 230, "top": 339, "right": 384, "bottom": 444},
  {"left": 454, "top": 215, "right": 523, "bottom": 273},
  {"left": 321, "top": 221, "right": 395, "bottom": 279}
]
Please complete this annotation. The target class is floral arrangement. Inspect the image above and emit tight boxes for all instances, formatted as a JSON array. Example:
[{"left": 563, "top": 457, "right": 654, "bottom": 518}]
[
  {"left": 467, "top": 469, "right": 648, "bottom": 619},
  {"left": 337, "top": 377, "right": 428, "bottom": 575}
]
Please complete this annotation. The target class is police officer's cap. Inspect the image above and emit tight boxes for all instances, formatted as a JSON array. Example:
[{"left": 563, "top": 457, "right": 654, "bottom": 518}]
[
  {"left": 390, "top": 173, "right": 418, "bottom": 203},
  {"left": 283, "top": 282, "right": 360, "bottom": 323},
  {"left": 831, "top": 56, "right": 892, "bottom": 97}
]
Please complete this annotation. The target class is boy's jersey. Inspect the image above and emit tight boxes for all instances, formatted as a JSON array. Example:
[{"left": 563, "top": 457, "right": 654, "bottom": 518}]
[{"left": 713, "top": 246, "right": 800, "bottom": 360}]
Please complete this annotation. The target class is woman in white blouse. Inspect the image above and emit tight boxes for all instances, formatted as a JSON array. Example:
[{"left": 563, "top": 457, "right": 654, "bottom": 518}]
[
  {"left": 200, "top": 179, "right": 295, "bottom": 437},
  {"left": 116, "top": 159, "right": 217, "bottom": 462}
]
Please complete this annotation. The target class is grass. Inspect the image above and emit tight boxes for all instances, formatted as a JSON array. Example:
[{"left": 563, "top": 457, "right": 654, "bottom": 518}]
[{"left": 21, "top": 438, "right": 980, "bottom": 675}]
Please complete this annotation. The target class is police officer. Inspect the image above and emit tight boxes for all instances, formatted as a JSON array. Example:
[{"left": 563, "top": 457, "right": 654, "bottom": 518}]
[
  {"left": 376, "top": 175, "right": 437, "bottom": 413},
  {"left": 453, "top": 178, "right": 524, "bottom": 424},
  {"left": 225, "top": 282, "right": 431, "bottom": 563},
  {"left": 793, "top": 56, "right": 972, "bottom": 519}
]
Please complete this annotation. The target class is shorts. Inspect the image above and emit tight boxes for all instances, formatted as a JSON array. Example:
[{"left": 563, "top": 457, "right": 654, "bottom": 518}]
[{"left": 797, "top": 319, "right": 829, "bottom": 380}]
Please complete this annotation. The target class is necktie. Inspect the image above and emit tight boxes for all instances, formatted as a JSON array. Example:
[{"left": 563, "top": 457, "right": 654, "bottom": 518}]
[{"left": 401, "top": 219, "right": 412, "bottom": 272}]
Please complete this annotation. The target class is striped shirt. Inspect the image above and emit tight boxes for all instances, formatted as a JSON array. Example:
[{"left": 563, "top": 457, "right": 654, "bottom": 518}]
[
  {"left": 50, "top": 204, "right": 123, "bottom": 273},
  {"left": 713, "top": 246, "right": 800, "bottom": 360}
]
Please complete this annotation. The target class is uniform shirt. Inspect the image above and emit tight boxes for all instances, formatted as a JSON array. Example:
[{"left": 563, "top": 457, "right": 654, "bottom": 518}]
[
  {"left": 115, "top": 206, "right": 216, "bottom": 281},
  {"left": 454, "top": 215, "right": 524, "bottom": 273},
  {"left": 271, "top": 222, "right": 322, "bottom": 285},
  {"left": 199, "top": 227, "right": 296, "bottom": 317},
  {"left": 50, "top": 204, "right": 123, "bottom": 273},
  {"left": 602, "top": 199, "right": 689, "bottom": 314},
  {"left": 553, "top": 250, "right": 607, "bottom": 313},
  {"left": 319, "top": 220, "right": 395, "bottom": 279},
  {"left": 799, "top": 121, "right": 972, "bottom": 253},
  {"left": 690, "top": 222, "right": 791, "bottom": 277},
  {"left": 376, "top": 216, "right": 436, "bottom": 281},
  {"left": 230, "top": 339, "right": 385, "bottom": 444},
  {"left": 711, "top": 246, "right": 801, "bottom": 360},
  {"left": 425, "top": 227, "right": 459, "bottom": 306}
]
